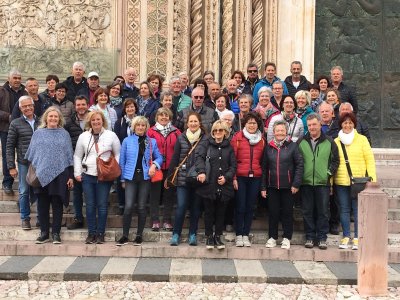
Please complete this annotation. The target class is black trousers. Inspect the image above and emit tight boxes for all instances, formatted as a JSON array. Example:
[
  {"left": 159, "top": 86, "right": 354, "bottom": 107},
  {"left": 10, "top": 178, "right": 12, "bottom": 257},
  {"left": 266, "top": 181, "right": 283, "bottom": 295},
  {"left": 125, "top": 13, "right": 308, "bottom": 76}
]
[
  {"left": 329, "top": 193, "right": 340, "bottom": 227},
  {"left": 267, "top": 188, "right": 294, "bottom": 240},
  {"left": 37, "top": 193, "right": 63, "bottom": 235},
  {"left": 203, "top": 196, "right": 227, "bottom": 236}
]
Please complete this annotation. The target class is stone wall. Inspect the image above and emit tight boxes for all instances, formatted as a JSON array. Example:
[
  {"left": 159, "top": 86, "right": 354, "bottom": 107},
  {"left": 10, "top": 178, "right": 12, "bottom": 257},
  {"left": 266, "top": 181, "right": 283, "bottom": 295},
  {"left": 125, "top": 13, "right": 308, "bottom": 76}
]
[{"left": 314, "top": 0, "right": 400, "bottom": 147}]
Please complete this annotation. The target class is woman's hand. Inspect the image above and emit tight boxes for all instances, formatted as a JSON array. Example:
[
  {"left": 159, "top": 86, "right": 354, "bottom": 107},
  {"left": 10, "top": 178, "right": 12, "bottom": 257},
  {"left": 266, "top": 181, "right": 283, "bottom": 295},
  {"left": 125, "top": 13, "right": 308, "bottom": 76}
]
[
  {"left": 164, "top": 179, "right": 169, "bottom": 189},
  {"left": 233, "top": 179, "right": 238, "bottom": 190},
  {"left": 148, "top": 164, "right": 157, "bottom": 177},
  {"left": 217, "top": 176, "right": 226, "bottom": 185},
  {"left": 67, "top": 179, "right": 74, "bottom": 190},
  {"left": 197, "top": 173, "right": 206, "bottom": 183},
  {"left": 75, "top": 176, "right": 82, "bottom": 182},
  {"left": 121, "top": 182, "right": 125, "bottom": 189},
  {"left": 261, "top": 190, "right": 267, "bottom": 198},
  {"left": 291, "top": 187, "right": 299, "bottom": 194}
]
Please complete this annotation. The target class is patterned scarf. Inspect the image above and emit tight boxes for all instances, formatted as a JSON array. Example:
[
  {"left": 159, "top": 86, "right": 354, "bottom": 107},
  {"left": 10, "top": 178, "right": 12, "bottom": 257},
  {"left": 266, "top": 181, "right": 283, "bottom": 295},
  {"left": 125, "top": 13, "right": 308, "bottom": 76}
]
[
  {"left": 273, "top": 137, "right": 285, "bottom": 148},
  {"left": 137, "top": 96, "right": 149, "bottom": 116},
  {"left": 110, "top": 96, "right": 123, "bottom": 107},
  {"left": 155, "top": 122, "right": 172, "bottom": 137}
]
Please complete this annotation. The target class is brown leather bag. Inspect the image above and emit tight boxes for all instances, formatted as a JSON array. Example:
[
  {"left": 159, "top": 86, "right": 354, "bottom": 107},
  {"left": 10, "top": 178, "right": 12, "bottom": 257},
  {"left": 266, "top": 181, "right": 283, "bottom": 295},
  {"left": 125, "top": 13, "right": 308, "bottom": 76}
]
[
  {"left": 26, "top": 164, "right": 41, "bottom": 187},
  {"left": 95, "top": 143, "right": 121, "bottom": 182}
]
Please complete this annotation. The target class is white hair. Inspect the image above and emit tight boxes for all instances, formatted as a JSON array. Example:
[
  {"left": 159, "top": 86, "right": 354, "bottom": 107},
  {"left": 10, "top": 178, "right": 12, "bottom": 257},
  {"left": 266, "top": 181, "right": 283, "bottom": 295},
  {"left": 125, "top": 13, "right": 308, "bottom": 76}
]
[
  {"left": 9, "top": 69, "right": 21, "bottom": 78},
  {"left": 330, "top": 65, "right": 343, "bottom": 75},
  {"left": 339, "top": 102, "right": 353, "bottom": 112},
  {"left": 73, "top": 61, "right": 85, "bottom": 71},
  {"left": 18, "top": 95, "right": 34, "bottom": 107},
  {"left": 219, "top": 110, "right": 235, "bottom": 120}
]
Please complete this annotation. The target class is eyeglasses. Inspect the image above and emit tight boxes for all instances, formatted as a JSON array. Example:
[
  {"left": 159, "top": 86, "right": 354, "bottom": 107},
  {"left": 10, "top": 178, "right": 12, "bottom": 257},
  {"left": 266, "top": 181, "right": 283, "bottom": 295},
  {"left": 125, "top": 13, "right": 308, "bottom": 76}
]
[
  {"left": 283, "top": 101, "right": 294, "bottom": 104},
  {"left": 213, "top": 129, "right": 224, "bottom": 133},
  {"left": 193, "top": 96, "right": 204, "bottom": 99},
  {"left": 21, "top": 104, "right": 34, "bottom": 109},
  {"left": 247, "top": 70, "right": 258, "bottom": 73}
]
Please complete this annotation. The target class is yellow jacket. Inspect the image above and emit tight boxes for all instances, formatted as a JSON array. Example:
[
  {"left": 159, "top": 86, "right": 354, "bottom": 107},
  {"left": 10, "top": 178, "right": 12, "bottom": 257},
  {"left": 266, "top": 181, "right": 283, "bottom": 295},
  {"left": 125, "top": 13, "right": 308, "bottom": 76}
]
[{"left": 334, "top": 131, "right": 377, "bottom": 186}]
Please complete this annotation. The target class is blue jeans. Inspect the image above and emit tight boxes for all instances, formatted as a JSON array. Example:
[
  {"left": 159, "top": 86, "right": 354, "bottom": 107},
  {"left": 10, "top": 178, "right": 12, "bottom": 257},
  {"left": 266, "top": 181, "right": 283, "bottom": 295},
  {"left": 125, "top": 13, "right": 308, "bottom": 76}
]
[
  {"left": 17, "top": 163, "right": 30, "bottom": 220},
  {"left": 334, "top": 185, "right": 358, "bottom": 238},
  {"left": 301, "top": 185, "right": 330, "bottom": 241},
  {"left": 82, "top": 174, "right": 112, "bottom": 235},
  {"left": 0, "top": 131, "right": 13, "bottom": 188},
  {"left": 235, "top": 176, "right": 261, "bottom": 236},
  {"left": 173, "top": 186, "right": 201, "bottom": 236},
  {"left": 72, "top": 179, "right": 83, "bottom": 221}
]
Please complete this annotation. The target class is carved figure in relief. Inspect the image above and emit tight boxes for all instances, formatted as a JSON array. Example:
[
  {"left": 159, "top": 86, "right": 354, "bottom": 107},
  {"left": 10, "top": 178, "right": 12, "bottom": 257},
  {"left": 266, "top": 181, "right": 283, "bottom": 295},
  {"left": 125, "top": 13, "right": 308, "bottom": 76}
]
[
  {"left": 46, "top": 0, "right": 58, "bottom": 25},
  {"left": 390, "top": 102, "right": 400, "bottom": 127},
  {"left": 327, "top": 0, "right": 381, "bottom": 17}
]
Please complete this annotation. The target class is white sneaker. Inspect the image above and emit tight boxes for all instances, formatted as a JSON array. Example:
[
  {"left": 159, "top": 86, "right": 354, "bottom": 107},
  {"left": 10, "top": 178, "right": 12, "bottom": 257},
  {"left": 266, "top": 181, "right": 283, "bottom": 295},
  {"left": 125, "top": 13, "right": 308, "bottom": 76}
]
[
  {"left": 265, "top": 237, "right": 277, "bottom": 248},
  {"left": 242, "top": 235, "right": 251, "bottom": 247},
  {"left": 281, "top": 238, "right": 290, "bottom": 249},
  {"left": 235, "top": 235, "right": 244, "bottom": 247}
]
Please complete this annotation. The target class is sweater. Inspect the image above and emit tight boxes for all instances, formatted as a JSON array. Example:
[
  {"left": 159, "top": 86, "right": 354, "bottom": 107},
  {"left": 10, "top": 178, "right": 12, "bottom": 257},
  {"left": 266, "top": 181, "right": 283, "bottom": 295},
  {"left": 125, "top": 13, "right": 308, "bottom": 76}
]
[
  {"left": 334, "top": 131, "right": 376, "bottom": 186},
  {"left": 74, "top": 128, "right": 121, "bottom": 178}
]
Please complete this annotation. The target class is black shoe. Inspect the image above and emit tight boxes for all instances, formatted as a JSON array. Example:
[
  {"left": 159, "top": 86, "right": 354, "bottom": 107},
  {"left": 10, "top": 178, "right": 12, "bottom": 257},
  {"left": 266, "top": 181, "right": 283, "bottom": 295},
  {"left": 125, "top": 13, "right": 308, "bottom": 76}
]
[
  {"left": 67, "top": 218, "right": 83, "bottom": 230},
  {"left": 52, "top": 233, "right": 61, "bottom": 244},
  {"left": 329, "top": 225, "right": 340, "bottom": 235},
  {"left": 35, "top": 221, "right": 40, "bottom": 228},
  {"left": 206, "top": 235, "right": 215, "bottom": 249},
  {"left": 3, "top": 185, "right": 13, "bottom": 195},
  {"left": 133, "top": 235, "right": 142, "bottom": 246},
  {"left": 22, "top": 219, "right": 31, "bottom": 230},
  {"left": 117, "top": 208, "right": 124, "bottom": 216},
  {"left": 96, "top": 233, "right": 105, "bottom": 244},
  {"left": 35, "top": 232, "right": 49, "bottom": 244},
  {"left": 85, "top": 234, "right": 96, "bottom": 244},
  {"left": 214, "top": 235, "right": 225, "bottom": 250},
  {"left": 116, "top": 236, "right": 129, "bottom": 246}
]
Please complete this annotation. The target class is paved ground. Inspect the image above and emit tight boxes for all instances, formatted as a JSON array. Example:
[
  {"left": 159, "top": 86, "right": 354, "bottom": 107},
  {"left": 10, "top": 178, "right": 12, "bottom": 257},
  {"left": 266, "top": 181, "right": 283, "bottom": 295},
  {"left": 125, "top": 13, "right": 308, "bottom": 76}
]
[{"left": 0, "top": 280, "right": 399, "bottom": 299}]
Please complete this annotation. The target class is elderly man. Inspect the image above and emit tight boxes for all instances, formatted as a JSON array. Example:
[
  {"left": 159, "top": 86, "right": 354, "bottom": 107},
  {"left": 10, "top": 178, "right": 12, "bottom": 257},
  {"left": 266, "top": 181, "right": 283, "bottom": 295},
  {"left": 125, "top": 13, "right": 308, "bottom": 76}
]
[
  {"left": 179, "top": 71, "right": 192, "bottom": 97},
  {"left": 121, "top": 67, "right": 139, "bottom": 99},
  {"left": 6, "top": 96, "right": 39, "bottom": 229},
  {"left": 175, "top": 87, "right": 218, "bottom": 133},
  {"left": 319, "top": 101, "right": 340, "bottom": 139},
  {"left": 205, "top": 81, "right": 221, "bottom": 110},
  {"left": 225, "top": 79, "right": 240, "bottom": 114},
  {"left": 65, "top": 95, "right": 89, "bottom": 230},
  {"left": 11, "top": 77, "right": 50, "bottom": 120},
  {"left": 330, "top": 66, "right": 358, "bottom": 113},
  {"left": 253, "top": 62, "right": 288, "bottom": 107},
  {"left": 242, "top": 63, "right": 260, "bottom": 95},
  {"left": 63, "top": 61, "right": 89, "bottom": 102},
  {"left": 0, "top": 69, "right": 27, "bottom": 194},
  {"left": 338, "top": 102, "right": 371, "bottom": 145},
  {"left": 284, "top": 61, "right": 311, "bottom": 98},
  {"left": 298, "top": 113, "right": 339, "bottom": 249},
  {"left": 77, "top": 71, "right": 100, "bottom": 106},
  {"left": 170, "top": 76, "right": 191, "bottom": 112}
]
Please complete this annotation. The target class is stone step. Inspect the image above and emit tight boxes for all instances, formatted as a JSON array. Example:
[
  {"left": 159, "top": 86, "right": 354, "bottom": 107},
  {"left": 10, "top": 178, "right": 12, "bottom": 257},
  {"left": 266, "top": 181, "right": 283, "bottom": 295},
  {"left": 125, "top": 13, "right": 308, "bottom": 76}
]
[
  {"left": 389, "top": 197, "right": 400, "bottom": 209},
  {"left": 0, "top": 241, "right": 399, "bottom": 264},
  {"left": 1, "top": 226, "right": 400, "bottom": 247},
  {"left": 373, "top": 148, "right": 400, "bottom": 161},
  {"left": 389, "top": 209, "right": 400, "bottom": 220}
]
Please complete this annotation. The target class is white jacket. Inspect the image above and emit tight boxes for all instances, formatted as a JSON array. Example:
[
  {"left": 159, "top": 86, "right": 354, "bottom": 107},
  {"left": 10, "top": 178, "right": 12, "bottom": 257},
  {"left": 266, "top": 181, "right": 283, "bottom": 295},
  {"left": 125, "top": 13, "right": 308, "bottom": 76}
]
[{"left": 74, "top": 128, "right": 121, "bottom": 177}]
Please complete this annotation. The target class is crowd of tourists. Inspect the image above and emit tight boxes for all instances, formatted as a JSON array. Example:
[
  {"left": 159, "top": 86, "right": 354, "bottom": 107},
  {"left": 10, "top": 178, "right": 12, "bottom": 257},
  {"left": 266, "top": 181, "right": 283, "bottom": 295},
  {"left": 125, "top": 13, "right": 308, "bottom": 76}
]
[{"left": 1, "top": 60, "right": 376, "bottom": 250}]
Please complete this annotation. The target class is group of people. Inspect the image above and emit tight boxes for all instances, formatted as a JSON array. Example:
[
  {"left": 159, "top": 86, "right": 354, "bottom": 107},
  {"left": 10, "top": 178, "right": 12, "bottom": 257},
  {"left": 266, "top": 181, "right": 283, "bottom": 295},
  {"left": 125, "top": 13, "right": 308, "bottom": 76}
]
[{"left": 1, "top": 60, "right": 376, "bottom": 250}]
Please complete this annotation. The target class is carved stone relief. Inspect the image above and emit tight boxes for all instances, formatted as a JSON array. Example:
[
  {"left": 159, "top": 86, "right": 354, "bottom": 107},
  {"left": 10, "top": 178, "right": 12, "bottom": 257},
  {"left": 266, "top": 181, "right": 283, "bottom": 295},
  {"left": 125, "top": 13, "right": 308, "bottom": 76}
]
[
  {"left": 189, "top": 0, "right": 203, "bottom": 83},
  {"left": 0, "top": 0, "right": 116, "bottom": 80},
  {"left": 171, "top": 0, "right": 190, "bottom": 75},
  {"left": 126, "top": 0, "right": 141, "bottom": 74}
]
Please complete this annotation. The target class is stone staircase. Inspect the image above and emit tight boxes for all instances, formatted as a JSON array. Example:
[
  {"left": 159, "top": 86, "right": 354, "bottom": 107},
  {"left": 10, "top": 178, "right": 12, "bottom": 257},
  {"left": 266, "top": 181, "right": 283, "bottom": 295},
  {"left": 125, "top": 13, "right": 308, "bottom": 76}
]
[{"left": 0, "top": 148, "right": 399, "bottom": 263}]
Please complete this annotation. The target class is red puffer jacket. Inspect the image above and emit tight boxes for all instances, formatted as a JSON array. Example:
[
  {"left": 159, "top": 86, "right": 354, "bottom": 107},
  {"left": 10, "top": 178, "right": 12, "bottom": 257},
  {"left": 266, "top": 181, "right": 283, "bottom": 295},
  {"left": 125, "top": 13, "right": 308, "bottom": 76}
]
[
  {"left": 231, "top": 131, "right": 265, "bottom": 178},
  {"left": 147, "top": 125, "right": 181, "bottom": 170}
]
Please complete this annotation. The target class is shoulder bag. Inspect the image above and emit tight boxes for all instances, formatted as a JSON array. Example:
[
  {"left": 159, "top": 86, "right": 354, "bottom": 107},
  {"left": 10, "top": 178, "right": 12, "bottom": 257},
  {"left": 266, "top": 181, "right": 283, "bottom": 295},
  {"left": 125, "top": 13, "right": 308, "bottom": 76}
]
[
  {"left": 340, "top": 142, "right": 372, "bottom": 198},
  {"left": 149, "top": 140, "right": 163, "bottom": 183},
  {"left": 95, "top": 143, "right": 121, "bottom": 182},
  {"left": 26, "top": 163, "right": 41, "bottom": 188}
]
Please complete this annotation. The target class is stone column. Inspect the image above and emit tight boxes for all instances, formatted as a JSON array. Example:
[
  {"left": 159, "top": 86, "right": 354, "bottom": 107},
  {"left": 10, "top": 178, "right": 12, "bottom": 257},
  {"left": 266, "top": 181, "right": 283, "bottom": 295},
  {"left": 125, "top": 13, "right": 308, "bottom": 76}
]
[{"left": 357, "top": 183, "right": 388, "bottom": 296}]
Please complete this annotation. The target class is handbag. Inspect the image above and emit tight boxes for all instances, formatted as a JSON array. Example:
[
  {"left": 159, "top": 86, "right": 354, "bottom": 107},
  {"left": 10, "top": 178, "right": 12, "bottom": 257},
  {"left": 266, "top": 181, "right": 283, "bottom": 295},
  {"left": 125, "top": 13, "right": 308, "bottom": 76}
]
[
  {"left": 149, "top": 140, "right": 163, "bottom": 183},
  {"left": 26, "top": 164, "right": 41, "bottom": 188},
  {"left": 186, "top": 144, "right": 211, "bottom": 186},
  {"left": 340, "top": 142, "right": 372, "bottom": 198},
  {"left": 166, "top": 138, "right": 201, "bottom": 187},
  {"left": 95, "top": 143, "right": 121, "bottom": 182}
]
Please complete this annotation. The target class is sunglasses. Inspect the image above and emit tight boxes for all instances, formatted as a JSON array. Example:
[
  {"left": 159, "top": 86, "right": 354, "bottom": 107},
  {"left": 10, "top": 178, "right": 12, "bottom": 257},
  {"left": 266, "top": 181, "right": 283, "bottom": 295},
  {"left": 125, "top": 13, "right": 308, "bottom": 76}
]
[
  {"left": 193, "top": 96, "right": 204, "bottom": 99},
  {"left": 247, "top": 70, "right": 258, "bottom": 73},
  {"left": 213, "top": 129, "right": 224, "bottom": 133}
]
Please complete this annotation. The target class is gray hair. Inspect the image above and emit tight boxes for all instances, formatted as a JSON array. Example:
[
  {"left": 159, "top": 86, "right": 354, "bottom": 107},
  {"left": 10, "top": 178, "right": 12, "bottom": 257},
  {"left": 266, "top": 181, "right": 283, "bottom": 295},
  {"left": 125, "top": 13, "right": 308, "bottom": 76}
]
[
  {"left": 330, "top": 65, "right": 343, "bottom": 75},
  {"left": 306, "top": 113, "right": 321, "bottom": 122},
  {"left": 219, "top": 109, "right": 235, "bottom": 121},
  {"left": 339, "top": 102, "right": 353, "bottom": 112},
  {"left": 238, "top": 93, "right": 253, "bottom": 106},
  {"left": 273, "top": 120, "right": 289, "bottom": 133},
  {"left": 9, "top": 69, "right": 21, "bottom": 78},
  {"left": 169, "top": 76, "right": 181, "bottom": 84},
  {"left": 18, "top": 95, "right": 34, "bottom": 107},
  {"left": 160, "top": 91, "right": 174, "bottom": 102},
  {"left": 178, "top": 71, "right": 188, "bottom": 77},
  {"left": 291, "top": 61, "right": 302, "bottom": 67},
  {"left": 258, "top": 86, "right": 273, "bottom": 98},
  {"left": 72, "top": 61, "right": 85, "bottom": 71},
  {"left": 294, "top": 90, "right": 311, "bottom": 105},
  {"left": 319, "top": 101, "right": 334, "bottom": 112}
]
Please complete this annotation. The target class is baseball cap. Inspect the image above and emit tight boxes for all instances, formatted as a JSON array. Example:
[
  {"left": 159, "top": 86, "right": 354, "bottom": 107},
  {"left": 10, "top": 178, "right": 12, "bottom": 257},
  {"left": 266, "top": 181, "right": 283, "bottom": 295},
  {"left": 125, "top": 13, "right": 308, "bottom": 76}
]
[{"left": 88, "top": 71, "right": 99, "bottom": 78}]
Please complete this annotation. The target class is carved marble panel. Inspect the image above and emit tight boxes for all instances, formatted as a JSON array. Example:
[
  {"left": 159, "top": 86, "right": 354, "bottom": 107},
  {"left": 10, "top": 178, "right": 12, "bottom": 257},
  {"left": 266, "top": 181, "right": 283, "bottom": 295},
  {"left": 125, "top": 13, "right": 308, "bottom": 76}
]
[{"left": 0, "top": 0, "right": 117, "bottom": 81}]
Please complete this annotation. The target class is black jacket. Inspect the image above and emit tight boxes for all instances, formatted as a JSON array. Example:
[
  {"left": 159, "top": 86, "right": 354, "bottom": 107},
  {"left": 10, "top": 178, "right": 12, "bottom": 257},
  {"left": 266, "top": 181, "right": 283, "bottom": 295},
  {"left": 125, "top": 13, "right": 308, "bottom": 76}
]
[
  {"left": 64, "top": 113, "right": 85, "bottom": 150},
  {"left": 6, "top": 116, "right": 39, "bottom": 168},
  {"left": 63, "top": 76, "right": 88, "bottom": 102},
  {"left": 284, "top": 75, "right": 311, "bottom": 99},
  {"left": 175, "top": 105, "right": 219, "bottom": 133},
  {"left": 167, "top": 131, "right": 208, "bottom": 187},
  {"left": 11, "top": 94, "right": 51, "bottom": 120},
  {"left": 121, "top": 84, "right": 139, "bottom": 100},
  {"left": 337, "top": 82, "right": 358, "bottom": 113},
  {"left": 114, "top": 116, "right": 131, "bottom": 144},
  {"left": 242, "top": 78, "right": 259, "bottom": 95},
  {"left": 261, "top": 140, "right": 303, "bottom": 190},
  {"left": 195, "top": 137, "right": 236, "bottom": 201},
  {"left": 0, "top": 83, "right": 27, "bottom": 132}
]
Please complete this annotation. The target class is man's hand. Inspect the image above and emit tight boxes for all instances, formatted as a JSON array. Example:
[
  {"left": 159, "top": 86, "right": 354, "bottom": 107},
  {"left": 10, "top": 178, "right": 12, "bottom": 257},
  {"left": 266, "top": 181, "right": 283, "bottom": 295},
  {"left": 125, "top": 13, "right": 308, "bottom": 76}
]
[{"left": 9, "top": 168, "right": 18, "bottom": 178}]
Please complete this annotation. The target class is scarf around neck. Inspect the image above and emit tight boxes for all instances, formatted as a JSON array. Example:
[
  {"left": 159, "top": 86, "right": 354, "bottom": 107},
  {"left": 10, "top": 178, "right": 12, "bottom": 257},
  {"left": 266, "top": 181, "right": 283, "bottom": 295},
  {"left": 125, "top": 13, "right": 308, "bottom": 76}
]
[
  {"left": 155, "top": 122, "right": 172, "bottom": 137},
  {"left": 273, "top": 137, "right": 286, "bottom": 148},
  {"left": 338, "top": 128, "right": 355, "bottom": 145},
  {"left": 186, "top": 128, "right": 201, "bottom": 144},
  {"left": 110, "top": 96, "right": 123, "bottom": 107},
  {"left": 243, "top": 127, "right": 262, "bottom": 145}
]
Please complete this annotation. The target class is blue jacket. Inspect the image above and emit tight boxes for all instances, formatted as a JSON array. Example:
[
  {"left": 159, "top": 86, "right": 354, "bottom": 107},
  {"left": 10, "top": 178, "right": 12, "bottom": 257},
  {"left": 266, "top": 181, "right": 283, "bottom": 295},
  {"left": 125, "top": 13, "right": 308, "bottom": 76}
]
[
  {"left": 119, "top": 135, "right": 163, "bottom": 181},
  {"left": 252, "top": 76, "right": 288, "bottom": 107}
]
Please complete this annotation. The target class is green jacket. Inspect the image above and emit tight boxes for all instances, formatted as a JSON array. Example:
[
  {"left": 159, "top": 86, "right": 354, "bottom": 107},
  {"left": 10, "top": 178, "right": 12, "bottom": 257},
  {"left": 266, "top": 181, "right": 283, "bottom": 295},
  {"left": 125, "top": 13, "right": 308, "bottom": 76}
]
[
  {"left": 173, "top": 93, "right": 192, "bottom": 112},
  {"left": 298, "top": 132, "right": 339, "bottom": 186}
]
